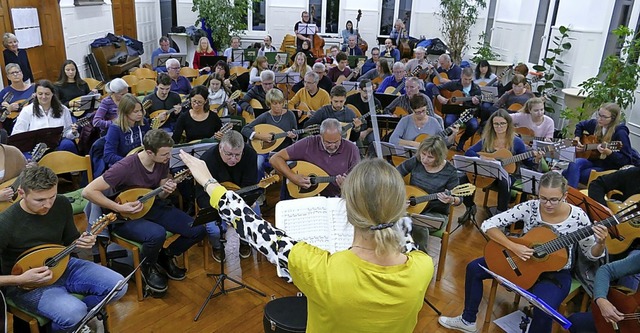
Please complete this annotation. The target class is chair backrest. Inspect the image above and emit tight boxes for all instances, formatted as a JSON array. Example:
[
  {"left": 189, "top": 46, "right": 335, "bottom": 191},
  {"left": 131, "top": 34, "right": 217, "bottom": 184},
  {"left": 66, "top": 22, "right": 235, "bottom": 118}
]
[
  {"left": 180, "top": 67, "right": 199, "bottom": 79},
  {"left": 121, "top": 75, "right": 139, "bottom": 94},
  {"left": 135, "top": 79, "right": 157, "bottom": 96},
  {"left": 230, "top": 66, "right": 249, "bottom": 76},
  {"left": 84, "top": 77, "right": 102, "bottom": 91},
  {"left": 39, "top": 151, "right": 94, "bottom": 183},
  {"left": 192, "top": 74, "right": 209, "bottom": 87},
  {"left": 587, "top": 169, "right": 617, "bottom": 187},
  {"left": 133, "top": 67, "right": 157, "bottom": 80}
]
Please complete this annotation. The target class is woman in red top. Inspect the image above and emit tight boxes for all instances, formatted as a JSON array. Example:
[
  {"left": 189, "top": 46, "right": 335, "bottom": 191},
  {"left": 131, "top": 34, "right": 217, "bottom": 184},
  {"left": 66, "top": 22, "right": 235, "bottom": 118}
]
[{"left": 192, "top": 37, "right": 216, "bottom": 73}]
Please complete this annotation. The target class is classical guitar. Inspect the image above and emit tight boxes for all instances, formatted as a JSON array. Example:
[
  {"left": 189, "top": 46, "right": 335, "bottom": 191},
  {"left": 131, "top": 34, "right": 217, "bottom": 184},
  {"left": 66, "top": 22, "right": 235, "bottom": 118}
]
[
  {"left": 479, "top": 65, "right": 514, "bottom": 87},
  {"left": 484, "top": 203, "right": 640, "bottom": 289},
  {"left": 606, "top": 194, "right": 640, "bottom": 255},
  {"left": 467, "top": 140, "right": 571, "bottom": 188},
  {"left": 0, "top": 95, "right": 33, "bottom": 121},
  {"left": 431, "top": 65, "right": 449, "bottom": 85},
  {"left": 592, "top": 286, "right": 640, "bottom": 333},
  {"left": 220, "top": 174, "right": 280, "bottom": 196},
  {"left": 340, "top": 107, "right": 382, "bottom": 138},
  {"left": 449, "top": 92, "right": 493, "bottom": 105},
  {"left": 0, "top": 143, "right": 49, "bottom": 211},
  {"left": 11, "top": 213, "right": 117, "bottom": 290},
  {"left": 336, "top": 59, "right": 365, "bottom": 85},
  {"left": 405, "top": 184, "right": 476, "bottom": 214},
  {"left": 414, "top": 109, "right": 474, "bottom": 143},
  {"left": 210, "top": 90, "right": 242, "bottom": 118},
  {"left": 286, "top": 161, "right": 336, "bottom": 198},
  {"left": 251, "top": 124, "right": 319, "bottom": 154},
  {"left": 383, "top": 65, "right": 424, "bottom": 96},
  {"left": 114, "top": 169, "right": 192, "bottom": 220},
  {"left": 575, "top": 135, "right": 623, "bottom": 160}
]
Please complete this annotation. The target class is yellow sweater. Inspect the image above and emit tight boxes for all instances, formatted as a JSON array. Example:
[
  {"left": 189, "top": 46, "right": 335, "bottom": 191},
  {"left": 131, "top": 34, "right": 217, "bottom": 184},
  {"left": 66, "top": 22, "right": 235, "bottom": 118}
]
[{"left": 287, "top": 88, "right": 330, "bottom": 111}]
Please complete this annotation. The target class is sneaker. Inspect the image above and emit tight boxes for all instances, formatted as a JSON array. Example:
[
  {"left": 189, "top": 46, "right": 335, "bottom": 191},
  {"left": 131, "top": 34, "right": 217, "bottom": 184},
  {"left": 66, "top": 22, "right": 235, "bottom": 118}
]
[
  {"left": 239, "top": 242, "right": 252, "bottom": 259},
  {"left": 157, "top": 249, "right": 187, "bottom": 281},
  {"left": 212, "top": 247, "right": 225, "bottom": 263},
  {"left": 438, "top": 315, "right": 477, "bottom": 333},
  {"left": 457, "top": 205, "right": 477, "bottom": 225},
  {"left": 141, "top": 264, "right": 168, "bottom": 293},
  {"left": 256, "top": 193, "right": 266, "bottom": 206}
]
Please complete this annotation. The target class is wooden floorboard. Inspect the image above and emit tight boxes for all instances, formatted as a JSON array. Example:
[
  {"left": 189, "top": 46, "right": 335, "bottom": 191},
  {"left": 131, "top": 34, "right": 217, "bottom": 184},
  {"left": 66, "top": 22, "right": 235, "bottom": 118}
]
[{"left": 8, "top": 179, "right": 555, "bottom": 333}]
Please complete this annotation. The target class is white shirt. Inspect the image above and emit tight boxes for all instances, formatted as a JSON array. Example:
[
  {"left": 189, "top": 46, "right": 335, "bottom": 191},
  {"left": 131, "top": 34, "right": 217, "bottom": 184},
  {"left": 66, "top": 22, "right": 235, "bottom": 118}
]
[{"left": 13, "top": 104, "right": 77, "bottom": 140}]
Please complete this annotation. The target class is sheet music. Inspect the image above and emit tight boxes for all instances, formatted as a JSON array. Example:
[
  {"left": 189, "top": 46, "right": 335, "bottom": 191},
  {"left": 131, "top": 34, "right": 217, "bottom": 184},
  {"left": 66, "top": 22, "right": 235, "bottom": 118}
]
[{"left": 276, "top": 197, "right": 352, "bottom": 253}]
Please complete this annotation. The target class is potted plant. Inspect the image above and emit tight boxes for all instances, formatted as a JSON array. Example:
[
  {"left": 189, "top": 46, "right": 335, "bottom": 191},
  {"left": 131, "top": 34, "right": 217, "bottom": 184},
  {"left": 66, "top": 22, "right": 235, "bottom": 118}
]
[
  {"left": 192, "top": 0, "right": 258, "bottom": 50},
  {"left": 470, "top": 32, "right": 500, "bottom": 64},
  {"left": 438, "top": 0, "right": 487, "bottom": 64}
]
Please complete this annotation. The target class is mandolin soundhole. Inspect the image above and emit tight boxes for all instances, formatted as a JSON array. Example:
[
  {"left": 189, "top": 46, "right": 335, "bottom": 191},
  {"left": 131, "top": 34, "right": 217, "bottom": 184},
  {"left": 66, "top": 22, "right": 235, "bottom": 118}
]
[
  {"left": 300, "top": 174, "right": 319, "bottom": 194},
  {"left": 262, "top": 141, "right": 276, "bottom": 149}
]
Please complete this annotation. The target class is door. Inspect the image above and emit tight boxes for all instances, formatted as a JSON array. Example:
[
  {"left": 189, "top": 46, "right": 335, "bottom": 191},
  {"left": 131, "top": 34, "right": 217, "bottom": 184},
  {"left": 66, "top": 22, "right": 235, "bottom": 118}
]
[{"left": 112, "top": 0, "right": 137, "bottom": 38}]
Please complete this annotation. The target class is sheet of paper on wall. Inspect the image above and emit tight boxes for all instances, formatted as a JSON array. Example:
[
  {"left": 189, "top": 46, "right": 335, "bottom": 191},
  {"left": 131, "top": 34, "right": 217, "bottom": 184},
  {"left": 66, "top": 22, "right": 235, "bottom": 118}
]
[
  {"left": 11, "top": 8, "right": 40, "bottom": 29},
  {"left": 275, "top": 197, "right": 353, "bottom": 253},
  {"left": 14, "top": 28, "right": 42, "bottom": 49}
]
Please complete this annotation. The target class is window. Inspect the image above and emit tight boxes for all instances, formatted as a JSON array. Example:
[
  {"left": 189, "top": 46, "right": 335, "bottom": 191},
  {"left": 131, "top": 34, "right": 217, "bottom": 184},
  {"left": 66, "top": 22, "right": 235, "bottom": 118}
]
[
  {"left": 249, "top": 0, "right": 266, "bottom": 31},
  {"left": 379, "top": 0, "right": 413, "bottom": 36},
  {"left": 308, "top": 0, "right": 340, "bottom": 34}
]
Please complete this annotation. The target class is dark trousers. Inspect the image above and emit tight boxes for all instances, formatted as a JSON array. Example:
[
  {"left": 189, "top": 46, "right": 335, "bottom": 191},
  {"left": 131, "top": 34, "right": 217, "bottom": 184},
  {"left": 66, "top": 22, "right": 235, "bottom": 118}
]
[{"left": 460, "top": 173, "right": 513, "bottom": 212}]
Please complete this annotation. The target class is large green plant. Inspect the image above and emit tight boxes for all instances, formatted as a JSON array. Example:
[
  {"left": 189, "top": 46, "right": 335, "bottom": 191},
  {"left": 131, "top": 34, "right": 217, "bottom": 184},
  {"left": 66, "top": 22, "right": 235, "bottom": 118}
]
[
  {"left": 438, "top": 0, "right": 487, "bottom": 64},
  {"left": 532, "top": 25, "right": 572, "bottom": 114},
  {"left": 470, "top": 32, "right": 500, "bottom": 64},
  {"left": 192, "top": 0, "right": 257, "bottom": 50}
]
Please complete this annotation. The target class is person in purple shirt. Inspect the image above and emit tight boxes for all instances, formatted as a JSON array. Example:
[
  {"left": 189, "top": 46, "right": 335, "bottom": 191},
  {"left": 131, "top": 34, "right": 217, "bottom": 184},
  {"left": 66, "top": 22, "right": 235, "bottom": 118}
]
[
  {"left": 166, "top": 58, "right": 192, "bottom": 95},
  {"left": 93, "top": 78, "right": 129, "bottom": 135},
  {"left": 270, "top": 118, "right": 361, "bottom": 198},
  {"left": 375, "top": 62, "right": 406, "bottom": 95}
]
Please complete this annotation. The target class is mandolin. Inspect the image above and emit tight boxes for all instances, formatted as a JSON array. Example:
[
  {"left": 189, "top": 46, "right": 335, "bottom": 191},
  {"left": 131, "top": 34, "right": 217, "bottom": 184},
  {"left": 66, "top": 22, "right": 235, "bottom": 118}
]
[
  {"left": 220, "top": 174, "right": 280, "bottom": 196},
  {"left": 485, "top": 203, "right": 640, "bottom": 289},
  {"left": 149, "top": 97, "right": 190, "bottom": 129},
  {"left": 575, "top": 135, "right": 623, "bottom": 160},
  {"left": 340, "top": 107, "right": 382, "bottom": 138},
  {"left": 0, "top": 95, "right": 33, "bottom": 122},
  {"left": 11, "top": 213, "right": 117, "bottom": 290},
  {"left": 251, "top": 124, "right": 319, "bottom": 154},
  {"left": 0, "top": 143, "right": 49, "bottom": 211},
  {"left": 286, "top": 161, "right": 336, "bottom": 198},
  {"left": 414, "top": 109, "right": 474, "bottom": 143},
  {"left": 405, "top": 184, "right": 476, "bottom": 214},
  {"left": 114, "top": 169, "right": 192, "bottom": 220},
  {"left": 289, "top": 102, "right": 315, "bottom": 124},
  {"left": 606, "top": 194, "right": 640, "bottom": 255},
  {"left": 592, "top": 286, "right": 640, "bottom": 333},
  {"left": 210, "top": 90, "right": 242, "bottom": 118}
]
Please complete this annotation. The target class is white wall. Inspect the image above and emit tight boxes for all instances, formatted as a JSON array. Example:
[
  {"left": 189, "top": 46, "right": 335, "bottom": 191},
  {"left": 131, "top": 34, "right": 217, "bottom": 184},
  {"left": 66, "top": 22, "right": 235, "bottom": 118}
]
[
  {"left": 490, "top": 0, "right": 539, "bottom": 64},
  {"left": 135, "top": 0, "right": 162, "bottom": 65}
]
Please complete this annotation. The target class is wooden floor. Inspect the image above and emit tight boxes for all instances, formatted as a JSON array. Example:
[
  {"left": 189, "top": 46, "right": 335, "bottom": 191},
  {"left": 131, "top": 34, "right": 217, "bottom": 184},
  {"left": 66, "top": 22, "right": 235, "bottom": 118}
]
[{"left": 7, "top": 180, "right": 560, "bottom": 333}]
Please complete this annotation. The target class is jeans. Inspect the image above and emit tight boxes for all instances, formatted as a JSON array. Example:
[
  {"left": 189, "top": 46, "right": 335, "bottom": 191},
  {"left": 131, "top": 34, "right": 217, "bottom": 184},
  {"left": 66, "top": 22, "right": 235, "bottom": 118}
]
[
  {"left": 462, "top": 257, "right": 571, "bottom": 332},
  {"left": 257, "top": 153, "right": 270, "bottom": 181},
  {"left": 445, "top": 113, "right": 478, "bottom": 149},
  {"left": 6, "top": 257, "right": 126, "bottom": 332},
  {"left": 567, "top": 312, "right": 596, "bottom": 333},
  {"left": 562, "top": 158, "right": 604, "bottom": 188},
  {"left": 57, "top": 138, "right": 79, "bottom": 155},
  {"left": 111, "top": 200, "right": 206, "bottom": 264}
]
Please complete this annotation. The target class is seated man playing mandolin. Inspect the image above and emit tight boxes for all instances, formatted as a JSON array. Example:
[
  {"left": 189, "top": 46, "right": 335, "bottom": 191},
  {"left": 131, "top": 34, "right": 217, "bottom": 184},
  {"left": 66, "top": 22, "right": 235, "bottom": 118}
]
[
  {"left": 439, "top": 171, "right": 608, "bottom": 333},
  {"left": 304, "top": 85, "right": 363, "bottom": 142},
  {"left": 142, "top": 73, "right": 183, "bottom": 131},
  {"left": 83, "top": 129, "right": 206, "bottom": 295},
  {"left": 270, "top": 118, "right": 360, "bottom": 199},
  {"left": 0, "top": 166, "right": 125, "bottom": 332}
]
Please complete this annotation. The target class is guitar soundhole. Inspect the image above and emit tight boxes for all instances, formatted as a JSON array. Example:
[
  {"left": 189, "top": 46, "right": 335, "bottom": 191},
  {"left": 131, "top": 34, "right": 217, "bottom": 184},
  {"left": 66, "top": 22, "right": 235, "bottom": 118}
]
[{"left": 532, "top": 245, "right": 547, "bottom": 260}]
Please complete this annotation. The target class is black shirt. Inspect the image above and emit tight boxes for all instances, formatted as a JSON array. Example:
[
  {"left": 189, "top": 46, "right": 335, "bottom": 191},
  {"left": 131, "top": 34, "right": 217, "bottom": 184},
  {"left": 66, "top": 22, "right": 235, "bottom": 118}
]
[
  {"left": 172, "top": 111, "right": 222, "bottom": 143},
  {"left": 55, "top": 81, "right": 91, "bottom": 107}
]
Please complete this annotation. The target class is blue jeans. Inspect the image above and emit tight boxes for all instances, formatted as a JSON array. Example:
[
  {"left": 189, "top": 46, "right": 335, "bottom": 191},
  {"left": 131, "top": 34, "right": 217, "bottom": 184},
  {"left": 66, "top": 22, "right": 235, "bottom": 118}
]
[
  {"left": 460, "top": 173, "right": 513, "bottom": 212},
  {"left": 424, "top": 83, "right": 436, "bottom": 100},
  {"left": 567, "top": 312, "right": 596, "bottom": 333},
  {"left": 111, "top": 200, "right": 206, "bottom": 263},
  {"left": 257, "top": 153, "right": 270, "bottom": 181},
  {"left": 445, "top": 113, "right": 478, "bottom": 149},
  {"left": 562, "top": 158, "right": 604, "bottom": 188},
  {"left": 57, "top": 138, "right": 79, "bottom": 154},
  {"left": 6, "top": 257, "right": 126, "bottom": 332},
  {"left": 463, "top": 257, "right": 571, "bottom": 332}
]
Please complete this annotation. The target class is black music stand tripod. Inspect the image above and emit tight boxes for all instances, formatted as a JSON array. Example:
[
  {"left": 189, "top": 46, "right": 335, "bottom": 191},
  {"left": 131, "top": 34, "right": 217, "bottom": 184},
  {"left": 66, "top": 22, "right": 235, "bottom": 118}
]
[{"left": 194, "top": 208, "right": 266, "bottom": 321}]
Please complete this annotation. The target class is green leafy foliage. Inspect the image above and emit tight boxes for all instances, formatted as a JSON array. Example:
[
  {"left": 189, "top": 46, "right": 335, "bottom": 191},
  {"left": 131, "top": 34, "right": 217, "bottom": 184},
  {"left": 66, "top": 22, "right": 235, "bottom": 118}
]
[
  {"left": 535, "top": 26, "right": 572, "bottom": 114},
  {"left": 192, "top": 0, "right": 258, "bottom": 50},
  {"left": 438, "top": 0, "right": 487, "bottom": 64},
  {"left": 470, "top": 32, "right": 500, "bottom": 64}
]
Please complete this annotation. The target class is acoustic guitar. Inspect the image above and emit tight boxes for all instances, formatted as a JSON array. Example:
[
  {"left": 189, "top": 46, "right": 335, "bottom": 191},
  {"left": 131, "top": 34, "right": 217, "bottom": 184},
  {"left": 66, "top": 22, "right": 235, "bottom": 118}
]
[
  {"left": 479, "top": 65, "right": 513, "bottom": 87},
  {"left": 606, "top": 194, "right": 640, "bottom": 255},
  {"left": 340, "top": 107, "right": 380, "bottom": 139},
  {"left": 0, "top": 95, "right": 34, "bottom": 122},
  {"left": 210, "top": 90, "right": 242, "bottom": 118},
  {"left": 0, "top": 143, "right": 49, "bottom": 212},
  {"left": 575, "top": 135, "right": 623, "bottom": 160},
  {"left": 484, "top": 203, "right": 640, "bottom": 289},
  {"left": 414, "top": 109, "right": 474, "bottom": 143},
  {"left": 114, "top": 169, "right": 191, "bottom": 220},
  {"left": 220, "top": 174, "right": 280, "bottom": 196},
  {"left": 405, "top": 184, "right": 476, "bottom": 214},
  {"left": 431, "top": 65, "right": 449, "bottom": 85},
  {"left": 251, "top": 124, "right": 319, "bottom": 154},
  {"left": 467, "top": 140, "right": 571, "bottom": 188},
  {"left": 11, "top": 213, "right": 117, "bottom": 290},
  {"left": 286, "top": 161, "right": 336, "bottom": 198},
  {"left": 592, "top": 286, "right": 640, "bottom": 333},
  {"left": 336, "top": 59, "right": 365, "bottom": 85}
]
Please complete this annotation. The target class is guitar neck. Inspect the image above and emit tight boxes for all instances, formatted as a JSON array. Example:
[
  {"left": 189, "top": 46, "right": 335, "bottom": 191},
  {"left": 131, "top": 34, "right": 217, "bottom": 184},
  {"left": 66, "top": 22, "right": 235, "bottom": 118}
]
[
  {"left": 501, "top": 145, "right": 555, "bottom": 166},
  {"left": 273, "top": 127, "right": 307, "bottom": 140},
  {"left": 413, "top": 191, "right": 447, "bottom": 205},
  {"left": 137, "top": 186, "right": 165, "bottom": 203},
  {"left": 236, "top": 184, "right": 259, "bottom": 195},
  {"left": 485, "top": 77, "right": 498, "bottom": 86},
  {"left": 311, "top": 176, "right": 337, "bottom": 184},
  {"left": 342, "top": 111, "right": 371, "bottom": 132}
]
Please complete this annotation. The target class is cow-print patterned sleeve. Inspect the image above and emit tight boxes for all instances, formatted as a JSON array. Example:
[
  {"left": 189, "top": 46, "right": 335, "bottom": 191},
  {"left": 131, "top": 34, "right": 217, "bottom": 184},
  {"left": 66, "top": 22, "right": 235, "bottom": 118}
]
[{"left": 481, "top": 200, "right": 538, "bottom": 233}]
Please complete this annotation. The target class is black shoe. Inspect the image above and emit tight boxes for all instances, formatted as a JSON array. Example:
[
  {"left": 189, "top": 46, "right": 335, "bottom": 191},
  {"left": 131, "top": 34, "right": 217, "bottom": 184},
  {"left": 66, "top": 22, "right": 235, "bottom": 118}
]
[
  {"left": 457, "top": 205, "right": 477, "bottom": 225},
  {"left": 141, "top": 264, "right": 168, "bottom": 293},
  {"left": 158, "top": 249, "right": 187, "bottom": 280},
  {"left": 239, "top": 242, "right": 252, "bottom": 259},
  {"left": 212, "top": 247, "right": 225, "bottom": 263}
]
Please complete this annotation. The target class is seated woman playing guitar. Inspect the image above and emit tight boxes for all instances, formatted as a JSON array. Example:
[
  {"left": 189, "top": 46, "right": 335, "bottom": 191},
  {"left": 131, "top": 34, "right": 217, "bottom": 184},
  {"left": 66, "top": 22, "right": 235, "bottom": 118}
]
[
  {"left": 439, "top": 172, "right": 607, "bottom": 333},
  {"left": 511, "top": 97, "right": 555, "bottom": 142},
  {"left": 459, "top": 109, "right": 541, "bottom": 222},
  {"left": 180, "top": 152, "right": 434, "bottom": 332},
  {"left": 396, "top": 136, "right": 460, "bottom": 251},
  {"left": 473, "top": 60, "right": 498, "bottom": 86},
  {"left": 389, "top": 94, "right": 456, "bottom": 148},
  {"left": 0, "top": 63, "right": 34, "bottom": 134},
  {"left": 103, "top": 93, "right": 150, "bottom": 168},
  {"left": 563, "top": 103, "right": 638, "bottom": 188}
]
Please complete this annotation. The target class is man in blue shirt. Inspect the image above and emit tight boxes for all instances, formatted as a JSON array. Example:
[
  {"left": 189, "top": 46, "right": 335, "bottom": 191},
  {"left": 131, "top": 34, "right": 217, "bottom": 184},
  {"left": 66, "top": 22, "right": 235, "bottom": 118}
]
[
  {"left": 361, "top": 47, "right": 380, "bottom": 75},
  {"left": 151, "top": 36, "right": 177, "bottom": 72}
]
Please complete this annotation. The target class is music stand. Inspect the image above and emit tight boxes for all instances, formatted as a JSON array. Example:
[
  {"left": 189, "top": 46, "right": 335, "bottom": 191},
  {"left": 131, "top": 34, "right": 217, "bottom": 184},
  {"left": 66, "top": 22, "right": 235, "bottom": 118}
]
[
  {"left": 171, "top": 53, "right": 187, "bottom": 66},
  {"left": 341, "top": 81, "right": 358, "bottom": 92},
  {"left": 274, "top": 72, "right": 300, "bottom": 100},
  {"left": 8, "top": 126, "right": 63, "bottom": 153},
  {"left": 566, "top": 187, "right": 612, "bottom": 223},
  {"left": 71, "top": 259, "right": 145, "bottom": 333},
  {"left": 200, "top": 55, "right": 226, "bottom": 69},
  {"left": 231, "top": 48, "right": 246, "bottom": 67},
  {"left": 155, "top": 54, "right": 173, "bottom": 68},
  {"left": 244, "top": 49, "right": 257, "bottom": 64},
  {"left": 193, "top": 207, "right": 266, "bottom": 321},
  {"left": 374, "top": 93, "right": 399, "bottom": 109},
  {"left": 297, "top": 23, "right": 317, "bottom": 37},
  {"left": 533, "top": 140, "right": 576, "bottom": 162},
  {"left": 480, "top": 265, "right": 572, "bottom": 331},
  {"left": 71, "top": 93, "right": 101, "bottom": 118},
  {"left": 520, "top": 168, "right": 545, "bottom": 196},
  {"left": 170, "top": 142, "right": 216, "bottom": 169}
]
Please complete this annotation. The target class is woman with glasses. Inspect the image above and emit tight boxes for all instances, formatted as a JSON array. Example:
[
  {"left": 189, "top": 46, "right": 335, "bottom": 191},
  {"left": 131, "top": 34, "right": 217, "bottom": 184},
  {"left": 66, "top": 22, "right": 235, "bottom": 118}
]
[
  {"left": 0, "top": 63, "right": 35, "bottom": 134},
  {"left": 458, "top": 109, "right": 541, "bottom": 222},
  {"left": 563, "top": 103, "right": 639, "bottom": 188},
  {"left": 511, "top": 97, "right": 555, "bottom": 141},
  {"left": 439, "top": 171, "right": 607, "bottom": 333},
  {"left": 389, "top": 94, "right": 454, "bottom": 148},
  {"left": 171, "top": 85, "right": 223, "bottom": 144},
  {"left": 103, "top": 93, "right": 149, "bottom": 168},
  {"left": 93, "top": 78, "right": 129, "bottom": 135}
]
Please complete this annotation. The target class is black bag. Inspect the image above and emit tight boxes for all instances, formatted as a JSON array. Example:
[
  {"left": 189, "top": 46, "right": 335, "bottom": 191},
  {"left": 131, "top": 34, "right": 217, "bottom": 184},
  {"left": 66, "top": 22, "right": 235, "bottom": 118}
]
[
  {"left": 171, "top": 26, "right": 186, "bottom": 33},
  {"left": 426, "top": 38, "right": 448, "bottom": 55},
  {"left": 108, "top": 52, "right": 128, "bottom": 65},
  {"left": 263, "top": 294, "right": 307, "bottom": 333}
]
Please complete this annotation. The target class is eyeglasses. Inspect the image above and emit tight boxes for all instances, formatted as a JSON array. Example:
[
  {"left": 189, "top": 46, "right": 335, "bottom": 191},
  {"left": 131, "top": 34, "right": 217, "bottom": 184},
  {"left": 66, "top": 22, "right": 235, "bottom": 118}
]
[
  {"left": 304, "top": 80, "right": 315, "bottom": 85},
  {"left": 372, "top": 53, "right": 380, "bottom": 56},
  {"left": 596, "top": 113, "right": 611, "bottom": 119},
  {"left": 191, "top": 99, "right": 205, "bottom": 105},
  {"left": 8, "top": 71, "right": 21, "bottom": 76},
  {"left": 221, "top": 147, "right": 242, "bottom": 159},
  {"left": 493, "top": 122, "right": 508, "bottom": 127},
  {"left": 168, "top": 67, "right": 180, "bottom": 71},
  {"left": 539, "top": 197, "right": 563, "bottom": 205},
  {"left": 262, "top": 81, "right": 274, "bottom": 86}
]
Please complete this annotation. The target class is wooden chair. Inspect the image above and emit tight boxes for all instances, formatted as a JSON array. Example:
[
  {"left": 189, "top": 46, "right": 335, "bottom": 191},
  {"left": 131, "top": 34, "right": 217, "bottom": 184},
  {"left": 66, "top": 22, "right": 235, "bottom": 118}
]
[
  {"left": 230, "top": 66, "right": 249, "bottom": 77},
  {"left": 579, "top": 169, "right": 619, "bottom": 197},
  {"left": 121, "top": 75, "right": 140, "bottom": 94},
  {"left": 179, "top": 67, "right": 200, "bottom": 80},
  {"left": 38, "top": 152, "right": 93, "bottom": 184},
  {"left": 132, "top": 67, "right": 157, "bottom": 80},
  {"left": 192, "top": 74, "right": 209, "bottom": 87},
  {"left": 135, "top": 79, "right": 157, "bottom": 96},
  {"left": 84, "top": 77, "right": 103, "bottom": 91},
  {"left": 346, "top": 103, "right": 362, "bottom": 117}
]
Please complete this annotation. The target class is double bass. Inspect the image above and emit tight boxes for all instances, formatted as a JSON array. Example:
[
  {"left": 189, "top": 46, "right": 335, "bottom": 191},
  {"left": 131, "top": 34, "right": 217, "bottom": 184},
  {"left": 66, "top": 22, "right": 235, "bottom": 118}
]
[
  {"left": 355, "top": 10, "right": 368, "bottom": 53},
  {"left": 310, "top": 5, "right": 325, "bottom": 58}
]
